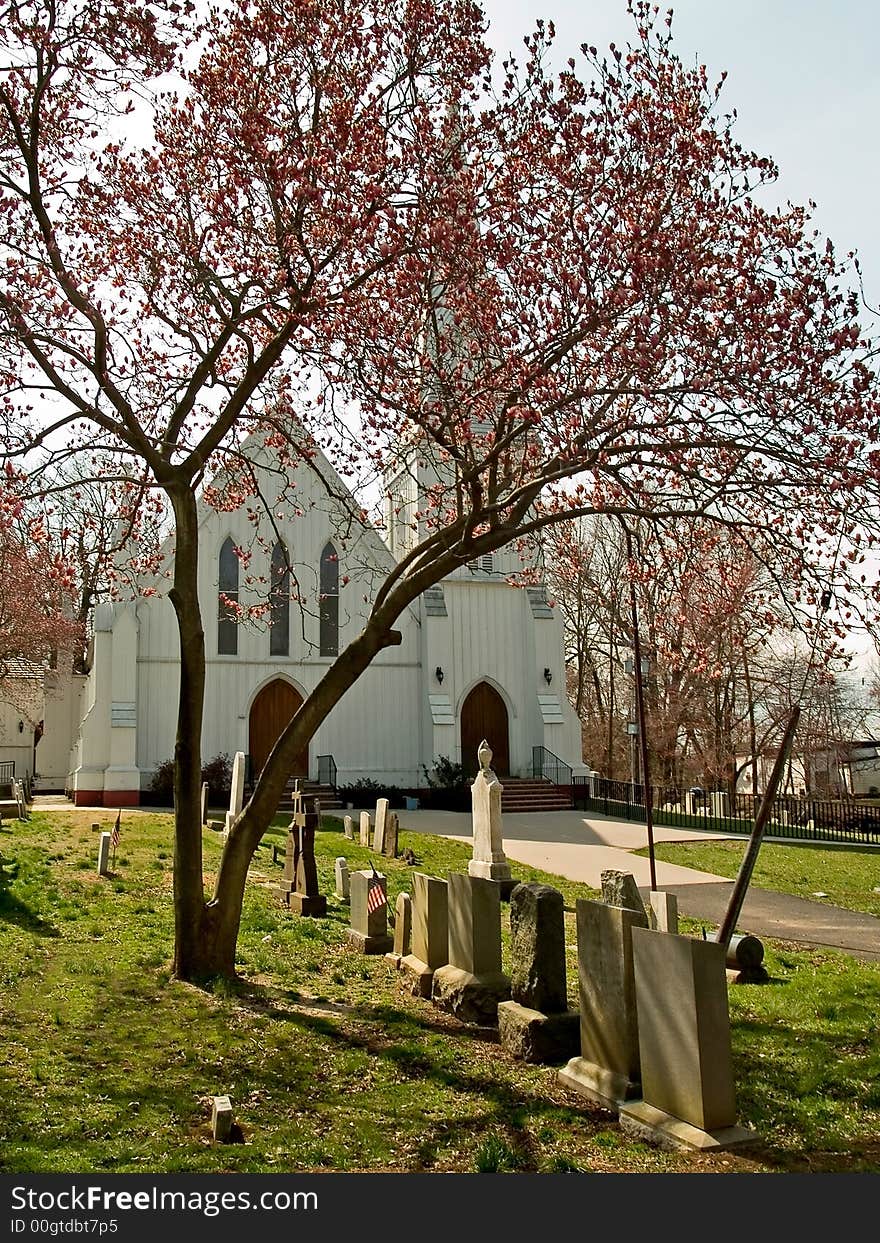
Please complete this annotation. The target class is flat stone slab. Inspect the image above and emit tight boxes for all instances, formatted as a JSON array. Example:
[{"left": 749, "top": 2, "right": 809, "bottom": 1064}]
[
  {"left": 385, "top": 952, "right": 402, "bottom": 970},
  {"left": 400, "top": 953, "right": 435, "bottom": 998},
  {"left": 619, "top": 1100, "right": 758, "bottom": 1152},
  {"left": 498, "top": 1001, "right": 580, "bottom": 1064},
  {"left": 346, "top": 929, "right": 393, "bottom": 955},
  {"left": 432, "top": 963, "right": 510, "bottom": 1027},
  {"left": 558, "top": 1056, "right": 640, "bottom": 1113}
]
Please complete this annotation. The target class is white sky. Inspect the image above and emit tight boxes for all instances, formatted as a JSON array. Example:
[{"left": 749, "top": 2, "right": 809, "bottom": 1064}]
[{"left": 482, "top": 1, "right": 880, "bottom": 311}]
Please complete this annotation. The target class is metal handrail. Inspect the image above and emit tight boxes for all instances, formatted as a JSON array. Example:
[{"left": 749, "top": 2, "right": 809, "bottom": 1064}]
[
  {"left": 317, "top": 754, "right": 337, "bottom": 788},
  {"left": 531, "top": 745, "right": 573, "bottom": 786},
  {"left": 0, "top": 760, "right": 14, "bottom": 783}
]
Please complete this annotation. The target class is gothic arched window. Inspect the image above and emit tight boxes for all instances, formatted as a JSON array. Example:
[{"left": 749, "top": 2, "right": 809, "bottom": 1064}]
[
  {"left": 270, "top": 541, "right": 290, "bottom": 657},
  {"left": 319, "top": 542, "right": 339, "bottom": 657},
  {"left": 218, "top": 537, "right": 239, "bottom": 655}
]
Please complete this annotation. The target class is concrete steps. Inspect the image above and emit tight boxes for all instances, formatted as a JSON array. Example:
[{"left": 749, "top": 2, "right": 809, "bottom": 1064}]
[{"left": 500, "top": 778, "right": 573, "bottom": 813}]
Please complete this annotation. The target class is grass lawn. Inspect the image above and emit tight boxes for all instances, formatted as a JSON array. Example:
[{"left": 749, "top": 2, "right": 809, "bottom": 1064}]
[
  {"left": 0, "top": 809, "right": 878, "bottom": 1173},
  {"left": 635, "top": 838, "right": 880, "bottom": 918}
]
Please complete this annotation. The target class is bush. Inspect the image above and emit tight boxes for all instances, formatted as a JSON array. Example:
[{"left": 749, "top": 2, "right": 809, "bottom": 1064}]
[
  {"left": 420, "top": 756, "right": 470, "bottom": 811},
  {"left": 336, "top": 777, "right": 407, "bottom": 808},
  {"left": 145, "top": 752, "right": 232, "bottom": 808},
  {"left": 147, "top": 758, "right": 175, "bottom": 805}
]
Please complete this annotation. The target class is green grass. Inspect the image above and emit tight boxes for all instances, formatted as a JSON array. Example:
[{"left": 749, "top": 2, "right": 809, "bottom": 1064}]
[
  {"left": 0, "top": 809, "right": 879, "bottom": 1173},
  {"left": 634, "top": 838, "right": 880, "bottom": 918}
]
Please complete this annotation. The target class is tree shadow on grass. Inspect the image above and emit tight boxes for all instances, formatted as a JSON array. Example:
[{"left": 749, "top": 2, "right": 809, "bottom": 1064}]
[{"left": 0, "top": 870, "right": 59, "bottom": 936}]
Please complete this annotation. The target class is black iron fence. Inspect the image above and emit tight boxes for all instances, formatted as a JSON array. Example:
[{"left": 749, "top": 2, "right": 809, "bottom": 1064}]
[{"left": 574, "top": 774, "right": 880, "bottom": 846}]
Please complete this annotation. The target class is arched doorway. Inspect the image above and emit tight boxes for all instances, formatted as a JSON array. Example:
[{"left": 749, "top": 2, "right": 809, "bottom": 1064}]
[
  {"left": 460, "top": 681, "right": 509, "bottom": 776},
  {"left": 248, "top": 680, "right": 308, "bottom": 780}
]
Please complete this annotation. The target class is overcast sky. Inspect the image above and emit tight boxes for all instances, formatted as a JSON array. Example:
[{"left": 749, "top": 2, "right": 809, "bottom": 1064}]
[{"left": 482, "top": 1, "right": 880, "bottom": 311}]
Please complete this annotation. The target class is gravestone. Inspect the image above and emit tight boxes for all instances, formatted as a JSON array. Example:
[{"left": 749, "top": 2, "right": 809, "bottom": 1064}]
[
  {"left": 649, "top": 891, "right": 679, "bottom": 934},
  {"left": 359, "top": 811, "right": 371, "bottom": 846},
  {"left": 343, "top": 815, "right": 355, "bottom": 840},
  {"left": 558, "top": 897, "right": 648, "bottom": 1110},
  {"left": 386, "top": 891, "right": 412, "bottom": 968},
  {"left": 619, "top": 929, "right": 758, "bottom": 1151},
  {"left": 373, "top": 798, "right": 389, "bottom": 853},
  {"left": 401, "top": 873, "right": 449, "bottom": 997},
  {"left": 289, "top": 797, "right": 327, "bottom": 917},
  {"left": 432, "top": 872, "right": 510, "bottom": 1025},
  {"left": 200, "top": 782, "right": 209, "bottom": 826},
  {"left": 97, "top": 831, "right": 112, "bottom": 876},
  {"left": 225, "top": 750, "right": 246, "bottom": 835},
  {"left": 601, "top": 870, "right": 647, "bottom": 920},
  {"left": 211, "top": 1095, "right": 234, "bottom": 1143},
  {"left": 347, "top": 869, "right": 392, "bottom": 953},
  {"left": 498, "top": 882, "right": 579, "bottom": 1063},
  {"left": 382, "top": 812, "right": 399, "bottom": 859},
  {"left": 468, "top": 740, "right": 515, "bottom": 899},
  {"left": 335, "top": 857, "right": 350, "bottom": 902}
]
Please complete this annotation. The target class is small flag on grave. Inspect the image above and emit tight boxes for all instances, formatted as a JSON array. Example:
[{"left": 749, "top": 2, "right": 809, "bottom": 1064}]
[
  {"left": 366, "top": 863, "right": 385, "bottom": 915},
  {"left": 111, "top": 809, "right": 121, "bottom": 850}
]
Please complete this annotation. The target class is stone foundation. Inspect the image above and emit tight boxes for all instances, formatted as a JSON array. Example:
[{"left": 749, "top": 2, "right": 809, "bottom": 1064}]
[
  {"left": 431, "top": 964, "right": 510, "bottom": 1026},
  {"left": 558, "top": 1056, "right": 640, "bottom": 1112},
  {"left": 619, "top": 1100, "right": 758, "bottom": 1152}
]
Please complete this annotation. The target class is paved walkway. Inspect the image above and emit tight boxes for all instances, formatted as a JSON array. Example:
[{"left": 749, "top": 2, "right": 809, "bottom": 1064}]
[{"left": 389, "top": 806, "right": 880, "bottom": 963}]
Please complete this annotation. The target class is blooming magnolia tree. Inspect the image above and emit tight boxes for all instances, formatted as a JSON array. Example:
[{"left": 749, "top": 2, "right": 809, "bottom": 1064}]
[{"left": 2, "top": 0, "right": 878, "bottom": 978}]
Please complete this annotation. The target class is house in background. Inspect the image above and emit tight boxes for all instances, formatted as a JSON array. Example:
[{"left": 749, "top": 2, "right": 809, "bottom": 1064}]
[{"left": 0, "top": 657, "right": 85, "bottom": 788}]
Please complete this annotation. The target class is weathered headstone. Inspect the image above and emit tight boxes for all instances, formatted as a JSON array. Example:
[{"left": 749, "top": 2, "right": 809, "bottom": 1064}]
[
  {"left": 649, "top": 890, "right": 679, "bottom": 934},
  {"left": 335, "top": 856, "right": 350, "bottom": 902},
  {"left": 347, "top": 869, "right": 393, "bottom": 953},
  {"left": 558, "top": 897, "right": 648, "bottom": 1110},
  {"left": 432, "top": 872, "right": 510, "bottom": 1025},
  {"left": 382, "top": 811, "right": 399, "bottom": 858},
  {"left": 619, "top": 929, "right": 758, "bottom": 1151},
  {"left": 201, "top": 782, "right": 209, "bottom": 826},
  {"left": 401, "top": 872, "right": 449, "bottom": 997},
  {"left": 468, "top": 740, "right": 515, "bottom": 899},
  {"left": 359, "top": 811, "right": 371, "bottom": 846},
  {"left": 386, "top": 891, "right": 412, "bottom": 968},
  {"left": 372, "top": 798, "right": 389, "bottom": 853},
  {"left": 289, "top": 797, "right": 327, "bottom": 917},
  {"left": 343, "top": 815, "right": 355, "bottom": 840},
  {"left": 601, "top": 870, "right": 647, "bottom": 920},
  {"left": 211, "top": 1095, "right": 234, "bottom": 1143},
  {"left": 97, "top": 831, "right": 112, "bottom": 876},
  {"left": 498, "top": 883, "right": 579, "bottom": 1063},
  {"left": 725, "top": 933, "right": 768, "bottom": 984},
  {"left": 225, "top": 750, "right": 246, "bottom": 835}
]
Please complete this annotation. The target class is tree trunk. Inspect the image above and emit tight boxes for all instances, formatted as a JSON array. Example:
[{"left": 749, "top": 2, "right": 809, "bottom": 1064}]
[{"left": 167, "top": 485, "right": 211, "bottom": 979}]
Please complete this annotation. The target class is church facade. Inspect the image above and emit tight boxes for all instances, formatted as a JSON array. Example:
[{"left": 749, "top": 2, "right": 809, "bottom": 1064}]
[{"left": 64, "top": 435, "right": 585, "bottom": 806}]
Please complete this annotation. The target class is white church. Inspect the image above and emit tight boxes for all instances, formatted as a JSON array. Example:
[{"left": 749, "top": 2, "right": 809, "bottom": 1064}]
[{"left": 19, "top": 430, "right": 585, "bottom": 807}]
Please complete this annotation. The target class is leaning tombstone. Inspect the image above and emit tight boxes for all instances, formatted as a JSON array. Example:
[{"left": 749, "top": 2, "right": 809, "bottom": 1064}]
[
  {"left": 619, "top": 929, "right": 758, "bottom": 1151},
  {"left": 359, "top": 811, "right": 371, "bottom": 846},
  {"left": 347, "top": 869, "right": 393, "bottom": 954},
  {"left": 343, "top": 815, "right": 355, "bottom": 840},
  {"left": 401, "top": 873, "right": 449, "bottom": 998},
  {"left": 372, "top": 798, "right": 389, "bottom": 854},
  {"left": 498, "top": 883, "right": 579, "bottom": 1063},
  {"left": 386, "top": 891, "right": 412, "bottom": 969},
  {"left": 558, "top": 896, "right": 648, "bottom": 1110},
  {"left": 335, "top": 857, "right": 350, "bottom": 903},
  {"left": 468, "top": 740, "right": 515, "bottom": 899},
  {"left": 431, "top": 872, "right": 510, "bottom": 1025},
  {"left": 382, "top": 812, "right": 399, "bottom": 859},
  {"left": 97, "top": 831, "right": 112, "bottom": 877},
  {"left": 601, "top": 870, "right": 647, "bottom": 920}
]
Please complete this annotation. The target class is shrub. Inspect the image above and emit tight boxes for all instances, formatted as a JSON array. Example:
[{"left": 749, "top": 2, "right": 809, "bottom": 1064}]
[
  {"left": 420, "top": 756, "right": 470, "bottom": 811},
  {"left": 336, "top": 777, "right": 406, "bottom": 808},
  {"left": 201, "top": 752, "right": 232, "bottom": 805},
  {"left": 147, "top": 758, "right": 175, "bottom": 805}
]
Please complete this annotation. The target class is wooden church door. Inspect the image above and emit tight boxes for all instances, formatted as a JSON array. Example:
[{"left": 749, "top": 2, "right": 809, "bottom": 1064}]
[
  {"left": 460, "top": 681, "right": 509, "bottom": 776},
  {"left": 248, "top": 680, "right": 308, "bottom": 779}
]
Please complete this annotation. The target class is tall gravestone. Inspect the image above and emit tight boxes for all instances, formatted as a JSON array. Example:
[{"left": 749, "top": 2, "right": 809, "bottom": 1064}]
[
  {"left": 347, "top": 869, "right": 393, "bottom": 954},
  {"left": 225, "top": 750, "right": 246, "bottom": 835},
  {"left": 200, "top": 782, "right": 209, "bottom": 826},
  {"left": 343, "top": 815, "right": 355, "bottom": 840},
  {"left": 372, "top": 798, "right": 389, "bottom": 854},
  {"left": 468, "top": 741, "right": 515, "bottom": 898},
  {"left": 97, "top": 831, "right": 112, "bottom": 876},
  {"left": 276, "top": 789, "right": 326, "bottom": 916},
  {"left": 558, "top": 896, "right": 648, "bottom": 1110},
  {"left": 619, "top": 929, "right": 757, "bottom": 1151},
  {"left": 498, "top": 883, "right": 579, "bottom": 1063},
  {"left": 432, "top": 872, "right": 510, "bottom": 1025},
  {"left": 400, "top": 873, "right": 449, "bottom": 998},
  {"left": 359, "top": 812, "right": 371, "bottom": 846},
  {"left": 382, "top": 812, "right": 399, "bottom": 859}
]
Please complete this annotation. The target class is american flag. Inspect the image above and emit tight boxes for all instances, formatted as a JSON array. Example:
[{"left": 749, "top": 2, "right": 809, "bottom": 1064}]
[
  {"left": 366, "top": 866, "right": 385, "bottom": 915},
  {"left": 111, "top": 809, "right": 121, "bottom": 849}
]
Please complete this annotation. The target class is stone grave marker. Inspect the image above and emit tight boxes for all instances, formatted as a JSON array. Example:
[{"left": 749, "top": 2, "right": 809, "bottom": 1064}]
[
  {"left": 601, "top": 870, "right": 647, "bottom": 920},
  {"left": 386, "top": 891, "right": 412, "bottom": 968},
  {"left": 498, "top": 882, "right": 579, "bottom": 1063},
  {"left": 335, "top": 857, "right": 350, "bottom": 902},
  {"left": 200, "top": 782, "right": 209, "bottom": 826},
  {"left": 400, "top": 873, "right": 449, "bottom": 997},
  {"left": 432, "top": 872, "right": 510, "bottom": 1025},
  {"left": 649, "top": 890, "right": 679, "bottom": 934},
  {"left": 558, "top": 896, "right": 648, "bottom": 1110},
  {"left": 619, "top": 929, "right": 758, "bottom": 1151},
  {"left": 382, "top": 811, "right": 399, "bottom": 859},
  {"left": 343, "top": 815, "right": 355, "bottom": 840},
  {"left": 97, "top": 831, "right": 112, "bottom": 876},
  {"left": 467, "top": 741, "right": 515, "bottom": 899},
  {"left": 225, "top": 750, "right": 246, "bottom": 835},
  {"left": 372, "top": 797, "right": 389, "bottom": 853},
  {"left": 347, "top": 869, "right": 393, "bottom": 953},
  {"left": 211, "top": 1095, "right": 234, "bottom": 1143},
  {"left": 359, "top": 811, "right": 371, "bottom": 846}
]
